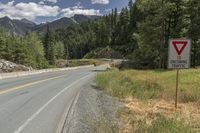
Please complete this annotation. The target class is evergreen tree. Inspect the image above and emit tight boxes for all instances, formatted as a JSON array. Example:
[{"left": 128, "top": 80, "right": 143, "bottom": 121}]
[
  {"left": 44, "top": 24, "right": 56, "bottom": 65},
  {"left": 55, "top": 41, "right": 65, "bottom": 59},
  {"left": 188, "top": 0, "right": 200, "bottom": 67}
]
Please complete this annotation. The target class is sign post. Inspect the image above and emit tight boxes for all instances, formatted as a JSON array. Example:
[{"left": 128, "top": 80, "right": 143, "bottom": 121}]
[
  {"left": 168, "top": 39, "right": 191, "bottom": 108},
  {"left": 175, "top": 69, "right": 179, "bottom": 108}
]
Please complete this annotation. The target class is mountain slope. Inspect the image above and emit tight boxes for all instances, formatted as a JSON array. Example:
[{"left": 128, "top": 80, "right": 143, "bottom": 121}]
[
  {"left": 72, "top": 14, "right": 100, "bottom": 23},
  {"left": 0, "top": 15, "right": 100, "bottom": 35},
  {"left": 0, "top": 16, "right": 36, "bottom": 35},
  {"left": 32, "top": 15, "right": 100, "bottom": 35},
  {"left": 31, "top": 17, "right": 76, "bottom": 35}
]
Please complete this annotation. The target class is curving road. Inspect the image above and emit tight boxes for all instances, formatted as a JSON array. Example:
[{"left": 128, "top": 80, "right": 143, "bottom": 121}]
[{"left": 0, "top": 66, "right": 102, "bottom": 133}]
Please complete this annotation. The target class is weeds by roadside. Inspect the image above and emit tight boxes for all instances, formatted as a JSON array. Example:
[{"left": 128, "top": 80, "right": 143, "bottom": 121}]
[
  {"left": 96, "top": 68, "right": 200, "bottom": 133},
  {"left": 96, "top": 68, "right": 200, "bottom": 102},
  {"left": 138, "top": 114, "right": 196, "bottom": 133}
]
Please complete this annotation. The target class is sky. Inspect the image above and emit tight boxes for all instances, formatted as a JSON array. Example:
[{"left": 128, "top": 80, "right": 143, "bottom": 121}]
[{"left": 0, "top": 0, "right": 130, "bottom": 23}]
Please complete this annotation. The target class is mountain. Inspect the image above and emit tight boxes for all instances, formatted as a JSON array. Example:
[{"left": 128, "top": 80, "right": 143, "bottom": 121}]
[
  {"left": 0, "top": 15, "right": 100, "bottom": 36},
  {"left": 31, "top": 17, "right": 76, "bottom": 35},
  {"left": 32, "top": 14, "right": 100, "bottom": 35},
  {"left": 72, "top": 14, "right": 100, "bottom": 23},
  {"left": 0, "top": 16, "right": 36, "bottom": 35}
]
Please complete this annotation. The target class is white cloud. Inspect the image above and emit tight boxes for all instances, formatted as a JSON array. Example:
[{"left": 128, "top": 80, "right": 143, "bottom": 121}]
[
  {"left": 0, "top": 1, "right": 101, "bottom": 22},
  {"left": 61, "top": 5, "right": 101, "bottom": 18},
  {"left": 7, "top": 1, "right": 15, "bottom": 6},
  {"left": 91, "top": 0, "right": 109, "bottom": 4},
  {"left": 46, "top": 0, "right": 58, "bottom": 3},
  {"left": 0, "top": 1, "right": 60, "bottom": 20},
  {"left": 40, "top": 0, "right": 58, "bottom": 4},
  {"left": 38, "top": 1, "right": 45, "bottom": 5}
]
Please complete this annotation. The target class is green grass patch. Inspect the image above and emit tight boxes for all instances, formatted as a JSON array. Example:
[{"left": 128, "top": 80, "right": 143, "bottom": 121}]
[
  {"left": 136, "top": 115, "right": 196, "bottom": 133},
  {"left": 96, "top": 68, "right": 200, "bottom": 102}
]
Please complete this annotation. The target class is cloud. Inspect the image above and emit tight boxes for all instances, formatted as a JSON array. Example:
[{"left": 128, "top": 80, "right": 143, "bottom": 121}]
[
  {"left": 0, "top": 1, "right": 101, "bottom": 22},
  {"left": 38, "top": 1, "right": 45, "bottom": 5},
  {"left": 0, "top": 1, "right": 60, "bottom": 20},
  {"left": 61, "top": 5, "right": 101, "bottom": 18},
  {"left": 40, "top": 0, "right": 58, "bottom": 4},
  {"left": 91, "top": 0, "right": 109, "bottom": 4},
  {"left": 45, "top": 0, "right": 58, "bottom": 3}
]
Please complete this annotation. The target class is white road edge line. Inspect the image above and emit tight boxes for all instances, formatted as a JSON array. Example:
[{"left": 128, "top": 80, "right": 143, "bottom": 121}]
[{"left": 14, "top": 74, "right": 92, "bottom": 133}]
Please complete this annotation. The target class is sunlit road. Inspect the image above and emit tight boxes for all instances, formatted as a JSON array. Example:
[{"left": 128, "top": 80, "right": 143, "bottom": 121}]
[{"left": 0, "top": 66, "right": 101, "bottom": 133}]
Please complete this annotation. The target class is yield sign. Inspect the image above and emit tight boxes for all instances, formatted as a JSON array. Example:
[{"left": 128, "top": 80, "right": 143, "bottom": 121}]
[
  {"left": 172, "top": 41, "right": 187, "bottom": 56},
  {"left": 168, "top": 39, "right": 191, "bottom": 69}
]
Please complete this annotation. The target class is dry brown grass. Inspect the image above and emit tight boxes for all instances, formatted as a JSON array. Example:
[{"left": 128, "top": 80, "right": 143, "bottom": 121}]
[{"left": 119, "top": 97, "right": 200, "bottom": 133}]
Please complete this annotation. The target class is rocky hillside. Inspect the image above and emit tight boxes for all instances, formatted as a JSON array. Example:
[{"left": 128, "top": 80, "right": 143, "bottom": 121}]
[{"left": 0, "top": 60, "right": 32, "bottom": 73}]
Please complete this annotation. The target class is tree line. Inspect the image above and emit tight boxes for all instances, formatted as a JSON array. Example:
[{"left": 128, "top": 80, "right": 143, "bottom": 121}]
[
  {"left": 0, "top": 27, "right": 65, "bottom": 68},
  {"left": 0, "top": 29, "right": 48, "bottom": 68},
  {"left": 54, "top": 0, "right": 200, "bottom": 69},
  {"left": 0, "top": 0, "right": 200, "bottom": 69}
]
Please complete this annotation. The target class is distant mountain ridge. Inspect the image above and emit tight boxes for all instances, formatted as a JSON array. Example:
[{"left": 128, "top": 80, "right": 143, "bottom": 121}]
[
  {"left": 0, "top": 14, "right": 100, "bottom": 35},
  {"left": 0, "top": 16, "right": 36, "bottom": 35}
]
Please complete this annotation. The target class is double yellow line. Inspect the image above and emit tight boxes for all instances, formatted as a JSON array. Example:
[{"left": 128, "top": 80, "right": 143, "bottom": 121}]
[{"left": 0, "top": 75, "right": 65, "bottom": 95}]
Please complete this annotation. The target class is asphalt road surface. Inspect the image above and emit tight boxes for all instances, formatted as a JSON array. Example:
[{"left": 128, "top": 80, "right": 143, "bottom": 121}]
[{"left": 0, "top": 66, "right": 102, "bottom": 133}]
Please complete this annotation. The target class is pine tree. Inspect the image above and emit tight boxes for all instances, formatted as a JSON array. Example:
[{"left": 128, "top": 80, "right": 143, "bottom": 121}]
[
  {"left": 188, "top": 0, "right": 200, "bottom": 67},
  {"left": 43, "top": 24, "right": 56, "bottom": 65}
]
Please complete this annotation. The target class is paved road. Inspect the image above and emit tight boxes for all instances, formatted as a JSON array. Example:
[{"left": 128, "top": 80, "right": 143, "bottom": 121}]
[{"left": 0, "top": 66, "right": 101, "bottom": 133}]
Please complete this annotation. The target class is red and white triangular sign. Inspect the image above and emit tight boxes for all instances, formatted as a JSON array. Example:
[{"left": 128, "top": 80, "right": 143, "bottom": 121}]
[
  {"left": 172, "top": 41, "right": 188, "bottom": 56},
  {"left": 168, "top": 39, "right": 191, "bottom": 69}
]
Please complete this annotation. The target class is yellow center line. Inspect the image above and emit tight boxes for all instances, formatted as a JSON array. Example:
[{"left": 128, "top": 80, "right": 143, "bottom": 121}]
[{"left": 0, "top": 75, "right": 65, "bottom": 95}]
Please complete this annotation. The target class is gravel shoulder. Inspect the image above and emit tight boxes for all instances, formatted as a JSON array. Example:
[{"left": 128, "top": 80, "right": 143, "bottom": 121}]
[{"left": 62, "top": 79, "right": 123, "bottom": 133}]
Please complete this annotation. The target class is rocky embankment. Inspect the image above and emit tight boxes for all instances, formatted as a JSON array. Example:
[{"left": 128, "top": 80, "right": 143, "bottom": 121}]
[{"left": 0, "top": 59, "right": 32, "bottom": 73}]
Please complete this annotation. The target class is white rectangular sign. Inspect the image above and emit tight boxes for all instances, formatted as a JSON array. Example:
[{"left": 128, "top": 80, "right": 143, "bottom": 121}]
[{"left": 168, "top": 39, "right": 191, "bottom": 69}]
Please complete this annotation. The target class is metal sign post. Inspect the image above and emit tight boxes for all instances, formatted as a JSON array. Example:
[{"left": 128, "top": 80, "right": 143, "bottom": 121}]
[
  {"left": 168, "top": 39, "right": 191, "bottom": 108},
  {"left": 175, "top": 69, "right": 179, "bottom": 108}
]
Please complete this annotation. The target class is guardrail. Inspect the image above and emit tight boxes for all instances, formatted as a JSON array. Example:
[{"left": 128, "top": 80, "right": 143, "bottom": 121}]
[{"left": 0, "top": 65, "right": 94, "bottom": 80}]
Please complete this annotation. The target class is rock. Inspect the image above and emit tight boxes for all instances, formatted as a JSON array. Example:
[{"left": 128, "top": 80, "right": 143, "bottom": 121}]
[
  {"left": 0, "top": 59, "right": 32, "bottom": 73},
  {"left": 56, "top": 59, "right": 69, "bottom": 68}
]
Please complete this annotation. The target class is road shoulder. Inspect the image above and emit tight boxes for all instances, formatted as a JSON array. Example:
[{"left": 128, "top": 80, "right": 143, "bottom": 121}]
[{"left": 62, "top": 79, "right": 123, "bottom": 133}]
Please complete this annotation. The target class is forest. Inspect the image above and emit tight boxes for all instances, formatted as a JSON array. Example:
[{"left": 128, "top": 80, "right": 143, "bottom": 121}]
[{"left": 0, "top": 0, "right": 200, "bottom": 69}]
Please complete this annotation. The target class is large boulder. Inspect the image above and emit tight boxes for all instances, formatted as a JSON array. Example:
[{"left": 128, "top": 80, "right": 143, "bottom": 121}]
[{"left": 0, "top": 59, "right": 32, "bottom": 73}]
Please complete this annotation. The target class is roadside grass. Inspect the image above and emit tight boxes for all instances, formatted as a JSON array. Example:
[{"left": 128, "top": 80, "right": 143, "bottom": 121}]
[
  {"left": 96, "top": 68, "right": 200, "bottom": 133},
  {"left": 118, "top": 103, "right": 199, "bottom": 133},
  {"left": 96, "top": 68, "right": 200, "bottom": 102},
  {"left": 137, "top": 115, "right": 196, "bottom": 133}
]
